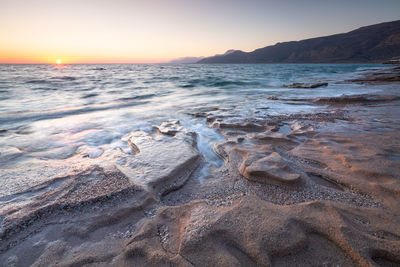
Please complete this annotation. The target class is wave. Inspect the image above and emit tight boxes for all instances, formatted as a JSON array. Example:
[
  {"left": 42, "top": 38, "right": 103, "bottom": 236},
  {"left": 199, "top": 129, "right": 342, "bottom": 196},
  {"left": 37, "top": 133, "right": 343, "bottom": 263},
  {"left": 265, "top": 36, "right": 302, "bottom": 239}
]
[
  {"left": 117, "top": 93, "right": 156, "bottom": 101},
  {"left": 52, "top": 76, "right": 77, "bottom": 81},
  {"left": 0, "top": 100, "right": 149, "bottom": 125},
  {"left": 26, "top": 79, "right": 49, "bottom": 84},
  {"left": 26, "top": 76, "right": 77, "bottom": 84},
  {"left": 81, "top": 93, "right": 99, "bottom": 99}
]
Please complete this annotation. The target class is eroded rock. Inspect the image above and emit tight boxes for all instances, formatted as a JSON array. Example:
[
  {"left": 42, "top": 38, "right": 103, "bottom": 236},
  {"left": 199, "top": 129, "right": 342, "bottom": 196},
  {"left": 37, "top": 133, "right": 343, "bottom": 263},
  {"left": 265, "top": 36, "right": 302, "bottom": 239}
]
[
  {"left": 116, "top": 121, "right": 200, "bottom": 197},
  {"left": 155, "top": 120, "right": 183, "bottom": 136},
  {"left": 269, "top": 94, "right": 400, "bottom": 106},
  {"left": 348, "top": 66, "right": 400, "bottom": 83},
  {"left": 239, "top": 151, "right": 300, "bottom": 184},
  {"left": 117, "top": 195, "right": 399, "bottom": 266}
]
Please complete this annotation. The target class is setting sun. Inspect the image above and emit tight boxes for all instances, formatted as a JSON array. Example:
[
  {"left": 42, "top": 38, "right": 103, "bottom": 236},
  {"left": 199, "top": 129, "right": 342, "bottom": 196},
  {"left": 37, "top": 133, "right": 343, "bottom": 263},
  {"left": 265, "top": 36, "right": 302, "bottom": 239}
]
[{"left": 56, "top": 59, "right": 62, "bottom": 64}]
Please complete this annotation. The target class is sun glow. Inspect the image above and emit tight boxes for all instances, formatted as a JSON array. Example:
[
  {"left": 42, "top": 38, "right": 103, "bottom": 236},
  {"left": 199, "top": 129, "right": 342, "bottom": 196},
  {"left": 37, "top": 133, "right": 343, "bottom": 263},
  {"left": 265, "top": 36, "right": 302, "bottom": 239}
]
[{"left": 56, "top": 59, "right": 62, "bottom": 64}]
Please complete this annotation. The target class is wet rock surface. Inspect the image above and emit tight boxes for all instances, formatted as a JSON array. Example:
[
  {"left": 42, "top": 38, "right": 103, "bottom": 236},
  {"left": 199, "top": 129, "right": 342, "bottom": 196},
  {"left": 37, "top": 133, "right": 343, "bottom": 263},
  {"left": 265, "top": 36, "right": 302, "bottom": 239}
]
[
  {"left": 1, "top": 72, "right": 400, "bottom": 266},
  {"left": 269, "top": 93, "right": 400, "bottom": 106},
  {"left": 115, "top": 120, "right": 200, "bottom": 197},
  {"left": 283, "top": 82, "right": 328, "bottom": 88},
  {"left": 349, "top": 66, "right": 400, "bottom": 83}
]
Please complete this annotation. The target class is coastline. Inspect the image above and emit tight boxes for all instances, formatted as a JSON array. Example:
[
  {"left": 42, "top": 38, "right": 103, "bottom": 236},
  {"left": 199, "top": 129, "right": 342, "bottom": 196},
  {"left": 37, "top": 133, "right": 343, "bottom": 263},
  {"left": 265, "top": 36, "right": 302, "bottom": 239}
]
[{"left": 1, "top": 66, "right": 400, "bottom": 266}]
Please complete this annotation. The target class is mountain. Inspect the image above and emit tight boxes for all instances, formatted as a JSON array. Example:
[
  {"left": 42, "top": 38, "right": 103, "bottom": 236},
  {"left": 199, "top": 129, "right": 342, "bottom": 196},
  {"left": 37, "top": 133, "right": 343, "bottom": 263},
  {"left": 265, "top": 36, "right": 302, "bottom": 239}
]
[
  {"left": 213, "top": 49, "right": 241, "bottom": 57},
  {"left": 168, "top": 50, "right": 241, "bottom": 64},
  {"left": 198, "top": 20, "right": 400, "bottom": 63},
  {"left": 168, "top": 57, "right": 205, "bottom": 64}
]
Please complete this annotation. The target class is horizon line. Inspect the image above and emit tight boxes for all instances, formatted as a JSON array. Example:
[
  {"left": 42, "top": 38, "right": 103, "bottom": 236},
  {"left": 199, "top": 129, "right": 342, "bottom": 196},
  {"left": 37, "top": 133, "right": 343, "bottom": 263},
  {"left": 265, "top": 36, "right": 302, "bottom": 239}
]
[{"left": 0, "top": 62, "right": 387, "bottom": 65}]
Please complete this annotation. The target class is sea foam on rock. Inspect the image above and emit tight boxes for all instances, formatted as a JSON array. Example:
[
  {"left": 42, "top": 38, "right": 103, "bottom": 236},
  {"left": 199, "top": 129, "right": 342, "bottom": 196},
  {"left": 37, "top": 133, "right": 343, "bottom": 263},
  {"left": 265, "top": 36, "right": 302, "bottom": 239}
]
[
  {"left": 115, "top": 120, "right": 200, "bottom": 197},
  {"left": 0, "top": 120, "right": 201, "bottom": 251}
]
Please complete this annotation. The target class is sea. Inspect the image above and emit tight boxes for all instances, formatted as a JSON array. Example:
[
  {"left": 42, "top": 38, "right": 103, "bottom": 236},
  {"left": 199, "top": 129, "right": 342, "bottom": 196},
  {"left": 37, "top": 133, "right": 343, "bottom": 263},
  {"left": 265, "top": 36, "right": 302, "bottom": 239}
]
[{"left": 0, "top": 63, "right": 390, "bottom": 200}]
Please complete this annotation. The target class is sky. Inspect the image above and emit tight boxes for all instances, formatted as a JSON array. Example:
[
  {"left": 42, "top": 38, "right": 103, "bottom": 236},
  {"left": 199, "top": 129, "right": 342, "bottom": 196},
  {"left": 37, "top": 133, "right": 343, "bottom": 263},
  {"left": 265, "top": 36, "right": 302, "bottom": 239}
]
[{"left": 1, "top": 0, "right": 400, "bottom": 64}]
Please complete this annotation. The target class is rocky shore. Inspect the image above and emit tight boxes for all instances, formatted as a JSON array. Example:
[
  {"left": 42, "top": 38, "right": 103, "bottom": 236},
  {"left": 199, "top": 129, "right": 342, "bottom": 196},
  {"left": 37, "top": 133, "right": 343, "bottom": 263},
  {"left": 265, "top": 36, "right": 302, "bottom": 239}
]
[
  {"left": 349, "top": 66, "right": 400, "bottom": 83},
  {"left": 1, "top": 68, "right": 400, "bottom": 266}
]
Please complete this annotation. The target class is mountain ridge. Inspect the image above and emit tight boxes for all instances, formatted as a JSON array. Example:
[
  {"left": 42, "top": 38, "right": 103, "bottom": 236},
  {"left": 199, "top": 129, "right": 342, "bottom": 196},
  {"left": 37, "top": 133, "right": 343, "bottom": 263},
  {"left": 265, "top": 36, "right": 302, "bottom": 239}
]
[{"left": 198, "top": 20, "right": 400, "bottom": 63}]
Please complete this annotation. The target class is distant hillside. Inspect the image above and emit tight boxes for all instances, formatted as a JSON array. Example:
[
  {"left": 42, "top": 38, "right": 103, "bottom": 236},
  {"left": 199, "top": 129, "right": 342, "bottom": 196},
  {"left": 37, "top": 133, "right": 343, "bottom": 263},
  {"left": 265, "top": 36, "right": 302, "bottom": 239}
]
[
  {"left": 168, "top": 49, "right": 240, "bottom": 64},
  {"left": 168, "top": 57, "right": 204, "bottom": 64},
  {"left": 198, "top": 20, "right": 400, "bottom": 63}
]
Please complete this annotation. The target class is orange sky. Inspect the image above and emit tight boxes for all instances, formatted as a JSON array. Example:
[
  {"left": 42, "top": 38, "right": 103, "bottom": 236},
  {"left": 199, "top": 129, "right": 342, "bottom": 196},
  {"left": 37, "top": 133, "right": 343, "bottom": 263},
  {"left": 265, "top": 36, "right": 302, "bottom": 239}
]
[{"left": 1, "top": 0, "right": 400, "bottom": 64}]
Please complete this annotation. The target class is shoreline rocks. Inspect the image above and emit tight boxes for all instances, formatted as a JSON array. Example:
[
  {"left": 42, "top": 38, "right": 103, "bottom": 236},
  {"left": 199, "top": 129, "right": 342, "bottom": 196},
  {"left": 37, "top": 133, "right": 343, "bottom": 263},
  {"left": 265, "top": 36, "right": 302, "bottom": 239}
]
[
  {"left": 348, "top": 66, "right": 400, "bottom": 83},
  {"left": 239, "top": 151, "right": 301, "bottom": 184},
  {"left": 1, "top": 70, "right": 400, "bottom": 266},
  {"left": 283, "top": 82, "right": 328, "bottom": 88}
]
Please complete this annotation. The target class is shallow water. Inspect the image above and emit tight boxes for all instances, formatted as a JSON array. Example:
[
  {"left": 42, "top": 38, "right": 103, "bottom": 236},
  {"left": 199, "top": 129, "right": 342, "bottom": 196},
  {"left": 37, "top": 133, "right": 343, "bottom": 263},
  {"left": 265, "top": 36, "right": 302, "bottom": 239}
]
[{"left": 0, "top": 63, "right": 390, "bottom": 197}]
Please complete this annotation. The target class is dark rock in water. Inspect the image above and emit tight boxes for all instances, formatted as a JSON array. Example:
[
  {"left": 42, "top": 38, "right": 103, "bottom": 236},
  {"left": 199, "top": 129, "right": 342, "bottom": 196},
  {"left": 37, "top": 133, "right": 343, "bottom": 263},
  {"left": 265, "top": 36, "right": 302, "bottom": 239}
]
[
  {"left": 349, "top": 66, "right": 400, "bottom": 83},
  {"left": 283, "top": 82, "right": 328, "bottom": 88},
  {"left": 212, "top": 121, "right": 264, "bottom": 132},
  {"left": 311, "top": 94, "right": 400, "bottom": 104},
  {"left": 383, "top": 57, "right": 400, "bottom": 64},
  {"left": 269, "top": 94, "right": 400, "bottom": 106}
]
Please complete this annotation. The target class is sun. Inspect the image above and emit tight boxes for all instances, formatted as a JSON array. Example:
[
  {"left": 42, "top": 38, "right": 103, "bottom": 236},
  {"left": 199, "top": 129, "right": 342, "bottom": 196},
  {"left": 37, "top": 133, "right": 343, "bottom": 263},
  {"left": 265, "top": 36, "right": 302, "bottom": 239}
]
[{"left": 56, "top": 59, "right": 62, "bottom": 64}]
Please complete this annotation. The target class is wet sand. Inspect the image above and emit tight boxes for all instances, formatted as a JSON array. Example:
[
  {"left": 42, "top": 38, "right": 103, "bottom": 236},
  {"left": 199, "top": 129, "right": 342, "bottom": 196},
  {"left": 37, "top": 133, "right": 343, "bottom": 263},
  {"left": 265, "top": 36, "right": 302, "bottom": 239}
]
[{"left": 1, "top": 67, "right": 400, "bottom": 266}]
